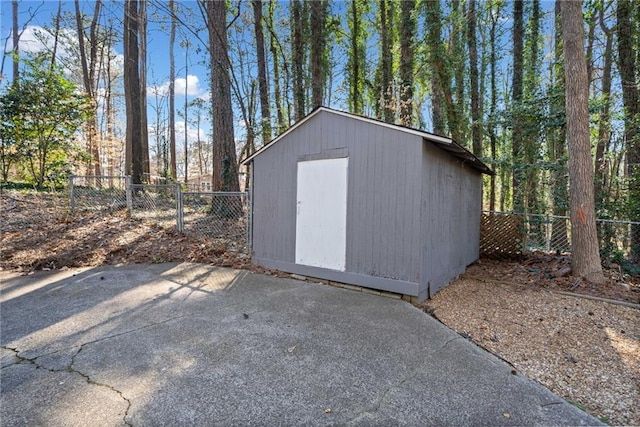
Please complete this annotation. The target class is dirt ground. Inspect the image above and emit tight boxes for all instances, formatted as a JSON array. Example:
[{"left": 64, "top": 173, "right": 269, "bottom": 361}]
[{"left": 1, "top": 190, "right": 639, "bottom": 425}]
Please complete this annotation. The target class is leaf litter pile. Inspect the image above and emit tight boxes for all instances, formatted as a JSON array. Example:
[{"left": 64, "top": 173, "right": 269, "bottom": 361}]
[
  {"left": 0, "top": 190, "right": 264, "bottom": 272},
  {"left": 467, "top": 255, "right": 640, "bottom": 304},
  {"left": 2, "top": 190, "right": 639, "bottom": 425}
]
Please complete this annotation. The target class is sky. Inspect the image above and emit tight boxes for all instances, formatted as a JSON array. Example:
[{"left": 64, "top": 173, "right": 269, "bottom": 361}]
[
  {"left": 0, "top": 0, "right": 215, "bottom": 160},
  {"left": 0, "top": 0, "right": 209, "bottom": 90}
]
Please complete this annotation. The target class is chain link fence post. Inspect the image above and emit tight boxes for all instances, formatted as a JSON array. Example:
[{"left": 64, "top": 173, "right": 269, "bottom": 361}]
[
  {"left": 69, "top": 174, "right": 75, "bottom": 213},
  {"left": 125, "top": 175, "right": 133, "bottom": 216},
  {"left": 176, "top": 183, "right": 184, "bottom": 232},
  {"left": 545, "top": 213, "right": 551, "bottom": 252}
]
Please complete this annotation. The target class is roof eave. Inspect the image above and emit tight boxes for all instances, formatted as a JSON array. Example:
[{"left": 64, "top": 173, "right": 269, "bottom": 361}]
[{"left": 426, "top": 137, "right": 495, "bottom": 175}]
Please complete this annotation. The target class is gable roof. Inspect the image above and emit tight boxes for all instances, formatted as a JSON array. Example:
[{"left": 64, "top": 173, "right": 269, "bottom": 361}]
[{"left": 241, "top": 107, "right": 494, "bottom": 175}]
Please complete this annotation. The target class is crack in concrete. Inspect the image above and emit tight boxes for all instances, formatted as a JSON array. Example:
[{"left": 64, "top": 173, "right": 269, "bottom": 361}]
[
  {"left": 68, "top": 344, "right": 133, "bottom": 427},
  {"left": 347, "top": 364, "right": 427, "bottom": 423},
  {"left": 1, "top": 346, "right": 37, "bottom": 368},
  {"left": 346, "top": 336, "right": 466, "bottom": 424},
  {"left": 2, "top": 344, "right": 133, "bottom": 426},
  {"left": 4, "top": 314, "right": 186, "bottom": 365},
  {"left": 70, "top": 313, "right": 187, "bottom": 352},
  {"left": 430, "top": 336, "right": 464, "bottom": 355},
  {"left": 3, "top": 314, "right": 185, "bottom": 426},
  {"left": 346, "top": 369, "right": 420, "bottom": 425},
  {"left": 541, "top": 401, "right": 565, "bottom": 407}
]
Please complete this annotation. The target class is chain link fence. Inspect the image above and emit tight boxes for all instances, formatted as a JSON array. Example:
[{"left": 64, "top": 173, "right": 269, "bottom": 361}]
[
  {"left": 68, "top": 177, "right": 639, "bottom": 265},
  {"left": 130, "top": 183, "right": 179, "bottom": 228},
  {"left": 69, "top": 175, "right": 129, "bottom": 212},
  {"left": 180, "top": 192, "right": 248, "bottom": 252},
  {"left": 481, "top": 211, "right": 640, "bottom": 266},
  {"left": 68, "top": 175, "right": 250, "bottom": 253}
]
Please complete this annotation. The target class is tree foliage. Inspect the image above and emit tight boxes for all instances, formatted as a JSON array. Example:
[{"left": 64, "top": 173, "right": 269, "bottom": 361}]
[{"left": 0, "top": 56, "right": 91, "bottom": 188}]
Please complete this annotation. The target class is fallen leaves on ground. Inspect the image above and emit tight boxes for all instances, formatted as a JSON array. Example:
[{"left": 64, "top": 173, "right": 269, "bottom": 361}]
[
  {"left": 423, "top": 278, "right": 639, "bottom": 426},
  {"left": 0, "top": 191, "right": 264, "bottom": 273},
  {"left": 467, "top": 255, "right": 640, "bottom": 304}
]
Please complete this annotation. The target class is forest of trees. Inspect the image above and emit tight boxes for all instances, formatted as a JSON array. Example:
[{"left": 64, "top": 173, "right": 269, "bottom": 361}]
[{"left": 1, "top": 1, "right": 639, "bottom": 267}]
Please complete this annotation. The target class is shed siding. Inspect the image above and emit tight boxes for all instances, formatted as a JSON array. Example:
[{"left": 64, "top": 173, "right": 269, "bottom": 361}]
[
  {"left": 252, "top": 110, "right": 424, "bottom": 286},
  {"left": 420, "top": 142, "right": 482, "bottom": 296}
]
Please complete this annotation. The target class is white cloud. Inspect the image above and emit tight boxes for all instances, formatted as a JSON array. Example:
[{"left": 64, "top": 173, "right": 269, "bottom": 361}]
[
  {"left": 175, "top": 120, "right": 206, "bottom": 142},
  {"left": 6, "top": 25, "right": 49, "bottom": 53},
  {"left": 177, "top": 75, "right": 203, "bottom": 96},
  {"left": 112, "top": 53, "right": 124, "bottom": 74},
  {"left": 6, "top": 25, "right": 78, "bottom": 56},
  {"left": 147, "top": 82, "right": 168, "bottom": 97},
  {"left": 148, "top": 120, "right": 207, "bottom": 150},
  {"left": 6, "top": 25, "right": 124, "bottom": 76},
  {"left": 147, "top": 74, "right": 205, "bottom": 98},
  {"left": 197, "top": 91, "right": 211, "bottom": 102}
]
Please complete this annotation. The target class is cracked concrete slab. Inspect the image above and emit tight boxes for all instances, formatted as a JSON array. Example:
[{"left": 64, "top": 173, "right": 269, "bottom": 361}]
[
  {"left": 1, "top": 263, "right": 602, "bottom": 426},
  {"left": 1, "top": 346, "right": 21, "bottom": 368},
  {"left": 1, "top": 363, "right": 129, "bottom": 426}
]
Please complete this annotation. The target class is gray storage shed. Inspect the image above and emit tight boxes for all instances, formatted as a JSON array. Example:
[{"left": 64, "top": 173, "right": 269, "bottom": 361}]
[{"left": 242, "top": 107, "right": 493, "bottom": 301}]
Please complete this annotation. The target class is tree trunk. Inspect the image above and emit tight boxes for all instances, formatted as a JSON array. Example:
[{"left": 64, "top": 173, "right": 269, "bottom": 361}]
[
  {"left": 75, "top": 0, "right": 102, "bottom": 178},
  {"left": 594, "top": 10, "right": 613, "bottom": 212},
  {"left": 124, "top": 0, "right": 144, "bottom": 184},
  {"left": 350, "top": 0, "right": 359, "bottom": 113},
  {"left": 139, "top": 0, "right": 149, "bottom": 181},
  {"left": 561, "top": 0, "right": 605, "bottom": 284},
  {"left": 468, "top": 0, "right": 481, "bottom": 157},
  {"left": 523, "top": 0, "right": 541, "bottom": 215},
  {"left": 488, "top": 1, "right": 500, "bottom": 212},
  {"left": 550, "top": 0, "right": 568, "bottom": 247},
  {"left": 104, "top": 28, "right": 116, "bottom": 176},
  {"left": 267, "top": 1, "right": 286, "bottom": 133},
  {"left": 75, "top": 0, "right": 91, "bottom": 97},
  {"left": 594, "top": 9, "right": 616, "bottom": 255},
  {"left": 377, "top": 0, "right": 394, "bottom": 123},
  {"left": 74, "top": 0, "right": 93, "bottom": 175},
  {"left": 348, "top": 0, "right": 366, "bottom": 115},
  {"left": 449, "top": 0, "right": 465, "bottom": 143},
  {"left": 617, "top": 0, "right": 640, "bottom": 259},
  {"left": 88, "top": 0, "right": 101, "bottom": 94},
  {"left": 291, "top": 0, "right": 305, "bottom": 121},
  {"left": 12, "top": 1, "right": 19, "bottom": 85},
  {"left": 310, "top": 0, "right": 327, "bottom": 110},
  {"left": 425, "top": 0, "right": 447, "bottom": 135},
  {"left": 253, "top": 0, "right": 271, "bottom": 142},
  {"left": 207, "top": 0, "right": 239, "bottom": 192},
  {"left": 183, "top": 41, "right": 189, "bottom": 183},
  {"left": 169, "top": 0, "right": 177, "bottom": 179},
  {"left": 511, "top": 0, "right": 525, "bottom": 213},
  {"left": 399, "top": 0, "right": 415, "bottom": 126},
  {"left": 196, "top": 106, "right": 203, "bottom": 176},
  {"left": 50, "top": 0, "right": 62, "bottom": 69},
  {"left": 89, "top": 0, "right": 102, "bottom": 177}
]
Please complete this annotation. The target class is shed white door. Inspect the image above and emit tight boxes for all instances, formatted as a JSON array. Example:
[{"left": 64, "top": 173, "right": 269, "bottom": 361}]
[{"left": 295, "top": 157, "right": 348, "bottom": 271}]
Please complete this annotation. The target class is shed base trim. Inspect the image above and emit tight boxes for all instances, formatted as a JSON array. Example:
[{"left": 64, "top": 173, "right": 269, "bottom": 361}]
[{"left": 253, "top": 258, "right": 424, "bottom": 299}]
